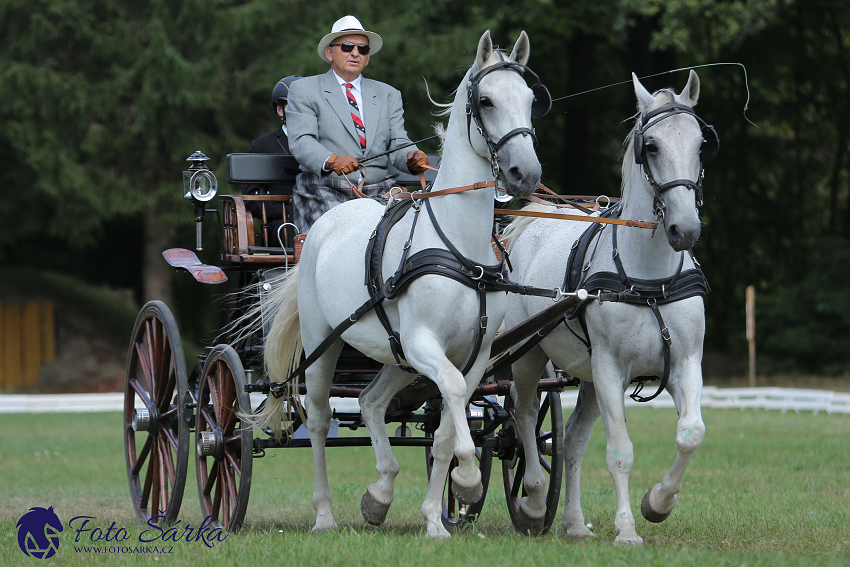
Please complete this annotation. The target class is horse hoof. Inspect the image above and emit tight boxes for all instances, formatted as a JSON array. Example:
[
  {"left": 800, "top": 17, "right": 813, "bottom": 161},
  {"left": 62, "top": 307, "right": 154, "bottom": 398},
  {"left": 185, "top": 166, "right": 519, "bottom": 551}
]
[
  {"left": 515, "top": 507, "right": 545, "bottom": 536},
  {"left": 360, "top": 492, "right": 391, "bottom": 526},
  {"left": 641, "top": 488, "right": 673, "bottom": 523},
  {"left": 451, "top": 481, "right": 483, "bottom": 505}
]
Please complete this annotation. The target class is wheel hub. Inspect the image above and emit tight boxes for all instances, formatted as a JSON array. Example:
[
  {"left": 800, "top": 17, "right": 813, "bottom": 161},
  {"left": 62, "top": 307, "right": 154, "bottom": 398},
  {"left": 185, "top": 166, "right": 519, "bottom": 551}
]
[
  {"left": 132, "top": 405, "right": 159, "bottom": 433},
  {"left": 197, "top": 427, "right": 225, "bottom": 460}
]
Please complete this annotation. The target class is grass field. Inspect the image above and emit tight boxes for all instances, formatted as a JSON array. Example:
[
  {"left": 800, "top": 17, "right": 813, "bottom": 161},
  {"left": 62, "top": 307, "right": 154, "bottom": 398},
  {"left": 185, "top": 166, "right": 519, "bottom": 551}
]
[{"left": 1, "top": 407, "right": 848, "bottom": 566}]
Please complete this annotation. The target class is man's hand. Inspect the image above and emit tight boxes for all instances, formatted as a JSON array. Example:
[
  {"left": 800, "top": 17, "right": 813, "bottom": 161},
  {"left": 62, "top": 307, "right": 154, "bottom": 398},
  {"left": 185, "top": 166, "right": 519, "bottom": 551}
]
[
  {"left": 406, "top": 150, "right": 429, "bottom": 173},
  {"left": 326, "top": 153, "right": 360, "bottom": 176}
]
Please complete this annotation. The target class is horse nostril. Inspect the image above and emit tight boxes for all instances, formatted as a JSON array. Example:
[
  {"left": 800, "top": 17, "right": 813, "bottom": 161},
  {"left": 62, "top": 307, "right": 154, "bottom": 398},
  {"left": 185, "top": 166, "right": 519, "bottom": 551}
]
[{"left": 507, "top": 166, "right": 523, "bottom": 184}]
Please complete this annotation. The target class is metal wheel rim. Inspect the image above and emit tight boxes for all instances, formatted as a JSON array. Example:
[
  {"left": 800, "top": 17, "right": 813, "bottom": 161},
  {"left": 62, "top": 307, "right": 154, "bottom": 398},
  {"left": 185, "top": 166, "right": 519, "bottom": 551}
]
[
  {"left": 124, "top": 300, "right": 190, "bottom": 526},
  {"left": 195, "top": 345, "right": 253, "bottom": 531},
  {"left": 501, "top": 390, "right": 564, "bottom": 535}
]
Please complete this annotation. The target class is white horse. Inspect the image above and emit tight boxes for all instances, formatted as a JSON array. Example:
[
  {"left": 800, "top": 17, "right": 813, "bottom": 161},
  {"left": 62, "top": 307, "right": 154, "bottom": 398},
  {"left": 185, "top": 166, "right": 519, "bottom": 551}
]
[
  {"left": 253, "top": 31, "right": 542, "bottom": 538},
  {"left": 503, "top": 70, "right": 711, "bottom": 544}
]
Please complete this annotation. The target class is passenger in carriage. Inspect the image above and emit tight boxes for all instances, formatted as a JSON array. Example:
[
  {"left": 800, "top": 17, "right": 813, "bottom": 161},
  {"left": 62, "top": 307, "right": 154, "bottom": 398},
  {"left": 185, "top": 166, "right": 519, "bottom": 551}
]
[
  {"left": 286, "top": 15, "right": 430, "bottom": 234},
  {"left": 242, "top": 75, "right": 303, "bottom": 245}
]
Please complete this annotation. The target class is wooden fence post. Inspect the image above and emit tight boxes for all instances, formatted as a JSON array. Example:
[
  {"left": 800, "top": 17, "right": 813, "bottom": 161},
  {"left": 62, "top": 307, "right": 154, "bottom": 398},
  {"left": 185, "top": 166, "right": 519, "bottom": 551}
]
[{"left": 746, "top": 285, "right": 756, "bottom": 388}]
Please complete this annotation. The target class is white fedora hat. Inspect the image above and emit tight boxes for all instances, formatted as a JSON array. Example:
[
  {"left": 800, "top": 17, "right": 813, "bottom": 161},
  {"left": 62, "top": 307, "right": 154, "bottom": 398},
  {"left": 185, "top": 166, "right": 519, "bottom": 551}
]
[{"left": 317, "top": 15, "right": 383, "bottom": 62}]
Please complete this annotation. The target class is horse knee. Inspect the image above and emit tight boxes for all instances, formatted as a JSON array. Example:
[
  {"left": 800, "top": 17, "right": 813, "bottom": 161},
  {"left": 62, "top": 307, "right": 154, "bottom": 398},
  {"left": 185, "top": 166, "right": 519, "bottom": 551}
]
[{"left": 675, "top": 420, "right": 705, "bottom": 453}]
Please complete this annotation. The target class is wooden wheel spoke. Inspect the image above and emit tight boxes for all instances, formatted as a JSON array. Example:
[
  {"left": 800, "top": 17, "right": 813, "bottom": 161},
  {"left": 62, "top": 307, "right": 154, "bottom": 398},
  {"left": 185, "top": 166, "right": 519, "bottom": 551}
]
[
  {"left": 200, "top": 408, "right": 217, "bottom": 430},
  {"left": 157, "top": 437, "right": 170, "bottom": 513},
  {"left": 145, "top": 438, "right": 158, "bottom": 513},
  {"left": 539, "top": 453, "right": 552, "bottom": 473},
  {"left": 135, "top": 342, "right": 154, "bottom": 397},
  {"left": 224, "top": 448, "right": 242, "bottom": 476},
  {"left": 536, "top": 395, "right": 550, "bottom": 432},
  {"left": 131, "top": 435, "right": 153, "bottom": 476},
  {"left": 511, "top": 459, "right": 527, "bottom": 498},
  {"left": 157, "top": 339, "right": 173, "bottom": 408},
  {"left": 144, "top": 321, "right": 158, "bottom": 395},
  {"left": 203, "top": 460, "right": 219, "bottom": 496},
  {"left": 212, "top": 465, "right": 223, "bottom": 519},
  {"left": 206, "top": 374, "right": 221, "bottom": 425},
  {"left": 130, "top": 378, "right": 153, "bottom": 408},
  {"left": 221, "top": 462, "right": 231, "bottom": 522}
]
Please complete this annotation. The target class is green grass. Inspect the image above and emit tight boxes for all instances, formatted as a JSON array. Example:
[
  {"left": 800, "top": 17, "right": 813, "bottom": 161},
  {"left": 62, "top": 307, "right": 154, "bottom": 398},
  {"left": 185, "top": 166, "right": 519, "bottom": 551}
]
[{"left": 1, "top": 409, "right": 848, "bottom": 566}]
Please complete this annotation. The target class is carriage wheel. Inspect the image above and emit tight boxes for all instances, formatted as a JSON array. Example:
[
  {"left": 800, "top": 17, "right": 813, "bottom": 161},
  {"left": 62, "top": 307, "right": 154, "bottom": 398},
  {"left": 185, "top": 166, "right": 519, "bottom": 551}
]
[
  {"left": 424, "top": 426, "right": 493, "bottom": 528},
  {"left": 195, "top": 345, "right": 253, "bottom": 531},
  {"left": 124, "top": 300, "right": 191, "bottom": 525},
  {"left": 501, "top": 390, "right": 564, "bottom": 535}
]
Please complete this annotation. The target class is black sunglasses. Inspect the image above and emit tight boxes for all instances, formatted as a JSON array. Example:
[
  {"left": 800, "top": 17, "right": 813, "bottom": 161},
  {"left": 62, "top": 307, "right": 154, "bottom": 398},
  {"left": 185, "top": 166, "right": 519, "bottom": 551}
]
[{"left": 330, "top": 42, "right": 370, "bottom": 55}]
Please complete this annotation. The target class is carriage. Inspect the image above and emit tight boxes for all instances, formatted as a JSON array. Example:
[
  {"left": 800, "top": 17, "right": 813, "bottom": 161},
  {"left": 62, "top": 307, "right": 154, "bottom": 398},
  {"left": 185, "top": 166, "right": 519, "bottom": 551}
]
[{"left": 122, "top": 147, "right": 574, "bottom": 534}]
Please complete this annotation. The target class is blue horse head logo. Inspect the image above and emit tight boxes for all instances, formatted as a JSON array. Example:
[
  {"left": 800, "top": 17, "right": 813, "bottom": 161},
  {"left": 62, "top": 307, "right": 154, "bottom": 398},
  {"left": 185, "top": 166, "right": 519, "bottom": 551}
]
[{"left": 17, "top": 506, "right": 64, "bottom": 559}]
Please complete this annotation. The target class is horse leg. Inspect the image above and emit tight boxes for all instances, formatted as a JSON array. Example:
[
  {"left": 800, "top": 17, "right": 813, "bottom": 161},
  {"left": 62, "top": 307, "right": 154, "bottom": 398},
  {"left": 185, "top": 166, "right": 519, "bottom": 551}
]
[
  {"left": 561, "top": 379, "right": 601, "bottom": 539},
  {"left": 358, "top": 365, "right": 417, "bottom": 526},
  {"left": 592, "top": 355, "right": 643, "bottom": 545},
  {"left": 641, "top": 361, "right": 705, "bottom": 523},
  {"left": 509, "top": 343, "right": 551, "bottom": 534},
  {"left": 420, "top": 409, "right": 456, "bottom": 539},
  {"left": 303, "top": 340, "right": 345, "bottom": 533},
  {"left": 404, "top": 339, "right": 484, "bottom": 504}
]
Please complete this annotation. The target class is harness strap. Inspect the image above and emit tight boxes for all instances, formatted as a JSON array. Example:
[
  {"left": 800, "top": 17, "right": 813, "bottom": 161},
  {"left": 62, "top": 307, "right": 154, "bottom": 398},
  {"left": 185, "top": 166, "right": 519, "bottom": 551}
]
[
  {"left": 494, "top": 208, "right": 656, "bottom": 229},
  {"left": 629, "top": 299, "right": 671, "bottom": 403},
  {"left": 269, "top": 293, "right": 384, "bottom": 398}
]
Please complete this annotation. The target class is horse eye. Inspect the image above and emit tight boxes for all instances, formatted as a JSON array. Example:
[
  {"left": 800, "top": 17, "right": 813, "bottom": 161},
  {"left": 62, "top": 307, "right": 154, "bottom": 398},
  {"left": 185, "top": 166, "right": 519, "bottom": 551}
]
[
  {"left": 645, "top": 142, "right": 658, "bottom": 154},
  {"left": 479, "top": 97, "right": 494, "bottom": 108}
]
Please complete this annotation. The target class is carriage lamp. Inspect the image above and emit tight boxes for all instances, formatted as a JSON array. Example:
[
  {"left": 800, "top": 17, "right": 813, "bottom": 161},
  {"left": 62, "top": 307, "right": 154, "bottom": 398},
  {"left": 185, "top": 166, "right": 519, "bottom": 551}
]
[
  {"left": 183, "top": 151, "right": 218, "bottom": 251},
  {"left": 183, "top": 150, "right": 218, "bottom": 202}
]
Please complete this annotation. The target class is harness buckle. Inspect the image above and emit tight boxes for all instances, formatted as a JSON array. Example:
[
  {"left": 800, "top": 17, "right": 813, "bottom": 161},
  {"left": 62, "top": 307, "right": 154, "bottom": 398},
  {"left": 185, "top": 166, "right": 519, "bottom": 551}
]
[
  {"left": 480, "top": 315, "right": 488, "bottom": 331},
  {"left": 662, "top": 283, "right": 667, "bottom": 298},
  {"left": 661, "top": 326, "right": 672, "bottom": 344}
]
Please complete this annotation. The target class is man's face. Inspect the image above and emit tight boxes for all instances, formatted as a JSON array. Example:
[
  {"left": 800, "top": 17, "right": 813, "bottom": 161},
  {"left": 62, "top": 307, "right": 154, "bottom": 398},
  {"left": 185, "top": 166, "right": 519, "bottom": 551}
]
[{"left": 326, "top": 33, "right": 370, "bottom": 80}]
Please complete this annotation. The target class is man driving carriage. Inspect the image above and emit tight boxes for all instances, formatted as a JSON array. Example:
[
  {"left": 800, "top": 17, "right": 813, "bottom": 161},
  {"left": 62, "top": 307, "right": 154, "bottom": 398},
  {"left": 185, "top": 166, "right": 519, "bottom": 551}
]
[{"left": 286, "top": 15, "right": 430, "bottom": 234}]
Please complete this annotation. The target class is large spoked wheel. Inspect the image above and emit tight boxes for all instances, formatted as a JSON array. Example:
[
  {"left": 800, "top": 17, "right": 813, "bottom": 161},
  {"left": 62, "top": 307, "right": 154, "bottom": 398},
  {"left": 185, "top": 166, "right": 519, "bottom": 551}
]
[
  {"left": 501, "top": 390, "right": 564, "bottom": 535},
  {"left": 124, "top": 300, "right": 191, "bottom": 525},
  {"left": 195, "top": 345, "right": 253, "bottom": 531},
  {"left": 425, "top": 424, "right": 493, "bottom": 528}
]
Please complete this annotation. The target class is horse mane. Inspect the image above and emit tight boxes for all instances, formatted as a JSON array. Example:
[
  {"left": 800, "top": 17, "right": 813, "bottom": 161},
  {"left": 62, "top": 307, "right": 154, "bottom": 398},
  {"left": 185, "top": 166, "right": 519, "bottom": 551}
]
[{"left": 501, "top": 202, "right": 559, "bottom": 252}]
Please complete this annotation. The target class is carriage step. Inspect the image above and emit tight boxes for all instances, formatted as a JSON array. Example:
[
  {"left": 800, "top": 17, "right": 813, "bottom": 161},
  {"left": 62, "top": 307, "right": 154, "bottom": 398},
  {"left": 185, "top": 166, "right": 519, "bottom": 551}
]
[{"left": 162, "top": 248, "right": 228, "bottom": 284}]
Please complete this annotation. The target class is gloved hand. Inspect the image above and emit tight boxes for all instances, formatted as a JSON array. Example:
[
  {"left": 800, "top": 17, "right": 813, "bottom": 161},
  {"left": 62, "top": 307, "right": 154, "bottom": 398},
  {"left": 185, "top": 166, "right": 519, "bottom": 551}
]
[
  {"left": 406, "top": 150, "right": 430, "bottom": 173},
  {"left": 326, "top": 153, "right": 360, "bottom": 176}
]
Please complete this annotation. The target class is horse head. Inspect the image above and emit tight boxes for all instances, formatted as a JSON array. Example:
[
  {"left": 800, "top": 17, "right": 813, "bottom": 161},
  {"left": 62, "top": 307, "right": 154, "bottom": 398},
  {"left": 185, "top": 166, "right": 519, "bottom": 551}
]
[
  {"left": 630, "top": 70, "right": 713, "bottom": 251},
  {"left": 466, "top": 30, "right": 543, "bottom": 198}
]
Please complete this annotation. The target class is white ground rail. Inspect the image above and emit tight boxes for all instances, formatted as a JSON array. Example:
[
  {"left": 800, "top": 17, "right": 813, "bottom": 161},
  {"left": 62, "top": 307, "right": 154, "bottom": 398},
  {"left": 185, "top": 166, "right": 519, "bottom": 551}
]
[{"left": 1, "top": 387, "right": 848, "bottom": 415}]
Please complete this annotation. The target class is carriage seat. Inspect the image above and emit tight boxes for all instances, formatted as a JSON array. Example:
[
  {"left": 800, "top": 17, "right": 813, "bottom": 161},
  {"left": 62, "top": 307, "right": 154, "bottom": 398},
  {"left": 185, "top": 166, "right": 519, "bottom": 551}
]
[{"left": 219, "top": 153, "right": 440, "bottom": 265}]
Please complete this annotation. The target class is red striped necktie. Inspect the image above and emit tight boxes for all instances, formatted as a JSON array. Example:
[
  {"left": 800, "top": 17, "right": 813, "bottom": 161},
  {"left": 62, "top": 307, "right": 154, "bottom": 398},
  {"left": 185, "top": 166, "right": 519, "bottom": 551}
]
[{"left": 345, "top": 83, "right": 366, "bottom": 151}]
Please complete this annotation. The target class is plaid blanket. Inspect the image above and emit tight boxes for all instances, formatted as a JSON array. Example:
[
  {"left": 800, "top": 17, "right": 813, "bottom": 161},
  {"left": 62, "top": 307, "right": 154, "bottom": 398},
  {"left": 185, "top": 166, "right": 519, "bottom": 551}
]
[{"left": 293, "top": 171, "right": 395, "bottom": 234}]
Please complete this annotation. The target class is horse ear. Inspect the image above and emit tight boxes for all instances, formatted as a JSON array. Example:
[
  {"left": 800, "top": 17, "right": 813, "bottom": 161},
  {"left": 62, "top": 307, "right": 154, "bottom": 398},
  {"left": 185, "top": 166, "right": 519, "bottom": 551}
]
[
  {"left": 632, "top": 72, "right": 653, "bottom": 113},
  {"left": 510, "top": 31, "right": 530, "bottom": 66},
  {"left": 476, "top": 30, "right": 493, "bottom": 70},
  {"left": 679, "top": 69, "right": 700, "bottom": 107}
]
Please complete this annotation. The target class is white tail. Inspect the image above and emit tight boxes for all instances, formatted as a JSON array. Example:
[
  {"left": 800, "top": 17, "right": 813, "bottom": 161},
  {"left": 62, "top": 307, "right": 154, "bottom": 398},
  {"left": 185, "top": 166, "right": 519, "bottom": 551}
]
[{"left": 243, "top": 265, "right": 304, "bottom": 440}]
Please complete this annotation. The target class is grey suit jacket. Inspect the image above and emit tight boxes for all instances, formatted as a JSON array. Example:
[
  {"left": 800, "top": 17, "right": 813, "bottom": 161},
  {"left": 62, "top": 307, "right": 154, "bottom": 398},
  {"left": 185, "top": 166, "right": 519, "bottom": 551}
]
[{"left": 286, "top": 70, "right": 418, "bottom": 185}]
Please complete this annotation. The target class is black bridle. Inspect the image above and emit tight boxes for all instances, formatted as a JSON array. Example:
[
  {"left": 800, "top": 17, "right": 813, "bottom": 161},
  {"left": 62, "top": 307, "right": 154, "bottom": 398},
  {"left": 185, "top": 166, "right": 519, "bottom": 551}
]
[
  {"left": 465, "top": 55, "right": 551, "bottom": 179},
  {"left": 633, "top": 98, "right": 719, "bottom": 226}
]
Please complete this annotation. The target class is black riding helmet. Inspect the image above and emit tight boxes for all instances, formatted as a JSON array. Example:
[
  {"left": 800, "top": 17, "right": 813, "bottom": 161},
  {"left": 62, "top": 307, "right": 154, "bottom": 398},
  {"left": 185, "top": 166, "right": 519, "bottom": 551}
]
[{"left": 271, "top": 75, "right": 303, "bottom": 113}]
